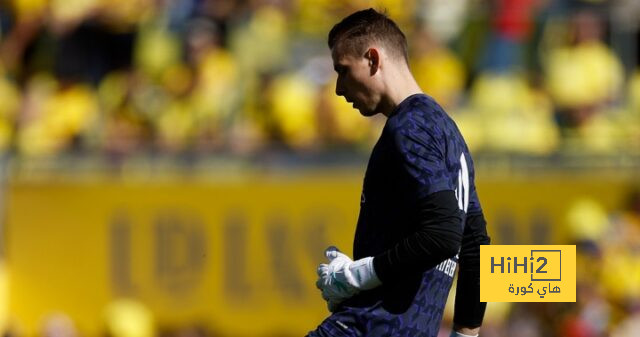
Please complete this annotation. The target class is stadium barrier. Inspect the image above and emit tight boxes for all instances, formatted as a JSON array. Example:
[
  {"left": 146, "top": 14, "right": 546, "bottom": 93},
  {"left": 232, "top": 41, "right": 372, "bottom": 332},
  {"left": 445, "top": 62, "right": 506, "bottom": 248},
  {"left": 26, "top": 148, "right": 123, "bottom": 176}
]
[{"left": 2, "top": 171, "right": 634, "bottom": 336}]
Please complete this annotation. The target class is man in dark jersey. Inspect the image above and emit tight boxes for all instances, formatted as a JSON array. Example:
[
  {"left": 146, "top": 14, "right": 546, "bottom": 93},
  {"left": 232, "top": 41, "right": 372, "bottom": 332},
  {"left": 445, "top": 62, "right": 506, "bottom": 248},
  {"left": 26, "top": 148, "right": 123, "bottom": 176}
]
[{"left": 308, "top": 9, "right": 491, "bottom": 337}]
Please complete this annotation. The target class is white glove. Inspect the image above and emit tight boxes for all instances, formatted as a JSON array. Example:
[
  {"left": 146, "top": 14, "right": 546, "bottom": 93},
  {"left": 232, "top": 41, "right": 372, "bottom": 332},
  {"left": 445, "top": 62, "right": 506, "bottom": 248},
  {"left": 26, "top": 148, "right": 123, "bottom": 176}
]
[
  {"left": 449, "top": 331, "right": 478, "bottom": 337},
  {"left": 316, "top": 273, "right": 347, "bottom": 312},
  {"left": 316, "top": 251, "right": 357, "bottom": 303},
  {"left": 316, "top": 246, "right": 382, "bottom": 308}
]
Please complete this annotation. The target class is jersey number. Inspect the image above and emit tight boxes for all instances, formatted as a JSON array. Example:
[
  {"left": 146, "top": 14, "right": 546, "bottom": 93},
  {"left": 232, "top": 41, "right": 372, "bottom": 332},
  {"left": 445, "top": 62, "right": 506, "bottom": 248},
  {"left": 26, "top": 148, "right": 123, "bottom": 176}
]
[{"left": 456, "top": 153, "right": 469, "bottom": 213}]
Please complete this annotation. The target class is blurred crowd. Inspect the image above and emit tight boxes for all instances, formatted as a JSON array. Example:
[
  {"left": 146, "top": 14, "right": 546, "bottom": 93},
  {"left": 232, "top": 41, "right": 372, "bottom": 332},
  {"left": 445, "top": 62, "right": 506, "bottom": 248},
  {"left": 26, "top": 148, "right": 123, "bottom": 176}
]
[{"left": 0, "top": 0, "right": 638, "bottom": 164}]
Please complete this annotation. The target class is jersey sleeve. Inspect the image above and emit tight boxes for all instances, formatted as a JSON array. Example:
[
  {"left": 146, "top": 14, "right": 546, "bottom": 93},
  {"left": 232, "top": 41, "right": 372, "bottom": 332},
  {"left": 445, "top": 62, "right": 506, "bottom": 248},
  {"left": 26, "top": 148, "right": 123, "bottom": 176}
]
[
  {"left": 373, "top": 190, "right": 463, "bottom": 282},
  {"left": 453, "top": 210, "right": 490, "bottom": 327}
]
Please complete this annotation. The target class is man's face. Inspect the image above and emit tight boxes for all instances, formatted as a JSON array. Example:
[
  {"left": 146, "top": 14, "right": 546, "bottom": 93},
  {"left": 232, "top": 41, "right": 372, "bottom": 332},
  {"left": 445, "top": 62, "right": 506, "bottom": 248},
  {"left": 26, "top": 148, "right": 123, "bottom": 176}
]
[{"left": 331, "top": 46, "right": 381, "bottom": 116}]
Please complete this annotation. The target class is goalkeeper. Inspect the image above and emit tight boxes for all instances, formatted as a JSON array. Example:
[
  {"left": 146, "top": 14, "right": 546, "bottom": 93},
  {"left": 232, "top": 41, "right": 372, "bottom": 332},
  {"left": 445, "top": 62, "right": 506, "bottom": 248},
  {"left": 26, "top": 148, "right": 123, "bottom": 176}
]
[{"left": 308, "top": 8, "right": 491, "bottom": 337}]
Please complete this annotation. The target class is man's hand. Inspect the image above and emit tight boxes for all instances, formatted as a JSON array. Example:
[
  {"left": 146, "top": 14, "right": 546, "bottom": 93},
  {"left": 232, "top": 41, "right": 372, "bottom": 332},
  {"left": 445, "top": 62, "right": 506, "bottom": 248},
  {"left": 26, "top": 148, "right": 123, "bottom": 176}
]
[
  {"left": 316, "top": 248, "right": 358, "bottom": 303},
  {"left": 316, "top": 246, "right": 382, "bottom": 311}
]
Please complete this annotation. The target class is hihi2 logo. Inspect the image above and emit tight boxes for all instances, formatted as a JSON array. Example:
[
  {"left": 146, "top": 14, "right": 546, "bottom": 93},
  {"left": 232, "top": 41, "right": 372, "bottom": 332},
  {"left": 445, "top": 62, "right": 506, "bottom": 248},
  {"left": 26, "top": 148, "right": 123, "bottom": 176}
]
[{"left": 481, "top": 245, "right": 575, "bottom": 302}]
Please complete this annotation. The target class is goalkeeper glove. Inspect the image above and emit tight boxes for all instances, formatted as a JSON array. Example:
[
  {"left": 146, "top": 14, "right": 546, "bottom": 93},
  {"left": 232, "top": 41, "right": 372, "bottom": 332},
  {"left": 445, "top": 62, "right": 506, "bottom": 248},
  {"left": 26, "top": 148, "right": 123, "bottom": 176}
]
[{"left": 316, "top": 246, "right": 382, "bottom": 306}]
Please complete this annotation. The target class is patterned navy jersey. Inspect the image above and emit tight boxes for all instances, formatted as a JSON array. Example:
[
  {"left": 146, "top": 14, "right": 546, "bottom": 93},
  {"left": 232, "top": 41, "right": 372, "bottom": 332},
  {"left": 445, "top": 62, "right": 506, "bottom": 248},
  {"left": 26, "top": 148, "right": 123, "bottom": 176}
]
[
  {"left": 309, "top": 94, "right": 481, "bottom": 337},
  {"left": 354, "top": 94, "right": 481, "bottom": 259}
]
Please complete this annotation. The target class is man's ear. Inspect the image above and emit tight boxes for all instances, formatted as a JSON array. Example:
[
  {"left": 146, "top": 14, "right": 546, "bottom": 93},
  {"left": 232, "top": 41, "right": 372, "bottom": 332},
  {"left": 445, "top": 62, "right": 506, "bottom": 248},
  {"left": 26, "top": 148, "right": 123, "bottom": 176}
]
[{"left": 365, "top": 48, "right": 380, "bottom": 75}]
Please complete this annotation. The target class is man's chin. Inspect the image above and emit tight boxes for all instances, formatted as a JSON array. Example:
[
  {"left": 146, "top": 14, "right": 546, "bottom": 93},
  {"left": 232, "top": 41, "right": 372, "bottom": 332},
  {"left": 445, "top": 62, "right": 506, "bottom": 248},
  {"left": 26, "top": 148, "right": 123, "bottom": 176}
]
[
  {"left": 357, "top": 107, "right": 377, "bottom": 117},
  {"left": 354, "top": 104, "right": 374, "bottom": 116}
]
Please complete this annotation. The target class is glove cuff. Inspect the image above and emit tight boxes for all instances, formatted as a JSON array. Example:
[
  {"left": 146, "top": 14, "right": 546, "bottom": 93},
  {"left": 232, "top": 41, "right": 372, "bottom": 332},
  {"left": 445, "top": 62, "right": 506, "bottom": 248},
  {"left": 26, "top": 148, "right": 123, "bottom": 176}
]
[
  {"left": 347, "top": 256, "right": 382, "bottom": 290},
  {"left": 449, "top": 331, "right": 478, "bottom": 337}
]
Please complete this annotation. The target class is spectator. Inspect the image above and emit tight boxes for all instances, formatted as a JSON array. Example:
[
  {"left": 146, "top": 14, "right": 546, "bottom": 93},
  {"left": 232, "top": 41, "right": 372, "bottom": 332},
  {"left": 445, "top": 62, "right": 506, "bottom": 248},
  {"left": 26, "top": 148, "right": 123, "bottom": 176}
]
[{"left": 544, "top": 10, "right": 624, "bottom": 130}]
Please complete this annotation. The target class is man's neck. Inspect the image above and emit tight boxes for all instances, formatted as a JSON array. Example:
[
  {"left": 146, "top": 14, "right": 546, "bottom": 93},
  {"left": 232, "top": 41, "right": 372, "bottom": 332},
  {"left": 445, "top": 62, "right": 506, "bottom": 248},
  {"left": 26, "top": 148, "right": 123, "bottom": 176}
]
[{"left": 380, "top": 66, "right": 423, "bottom": 117}]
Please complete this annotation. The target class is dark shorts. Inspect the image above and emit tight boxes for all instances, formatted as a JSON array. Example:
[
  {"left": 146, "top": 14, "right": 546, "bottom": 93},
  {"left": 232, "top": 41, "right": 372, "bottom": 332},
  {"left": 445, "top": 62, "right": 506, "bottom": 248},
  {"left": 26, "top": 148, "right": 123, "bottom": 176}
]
[{"left": 305, "top": 310, "right": 369, "bottom": 337}]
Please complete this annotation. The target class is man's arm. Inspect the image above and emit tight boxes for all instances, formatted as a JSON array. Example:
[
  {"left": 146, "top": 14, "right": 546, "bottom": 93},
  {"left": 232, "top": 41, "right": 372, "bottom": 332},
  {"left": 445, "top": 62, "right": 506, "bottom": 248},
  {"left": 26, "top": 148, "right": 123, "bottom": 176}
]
[
  {"left": 373, "top": 189, "right": 464, "bottom": 282},
  {"left": 452, "top": 210, "right": 491, "bottom": 334},
  {"left": 315, "top": 190, "right": 462, "bottom": 309}
]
